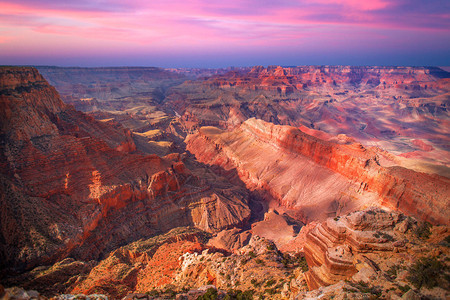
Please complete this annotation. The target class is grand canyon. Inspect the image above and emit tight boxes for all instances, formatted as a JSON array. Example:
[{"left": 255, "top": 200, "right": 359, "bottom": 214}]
[{"left": 0, "top": 65, "right": 449, "bottom": 299}]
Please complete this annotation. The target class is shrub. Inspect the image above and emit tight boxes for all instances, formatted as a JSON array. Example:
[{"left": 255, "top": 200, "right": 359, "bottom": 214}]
[
  {"left": 266, "top": 244, "right": 276, "bottom": 251},
  {"left": 385, "top": 264, "right": 401, "bottom": 280},
  {"left": 397, "top": 284, "right": 411, "bottom": 293},
  {"left": 407, "top": 256, "right": 449, "bottom": 289},
  {"left": 414, "top": 222, "right": 432, "bottom": 239},
  {"left": 224, "top": 289, "right": 253, "bottom": 300},
  {"left": 265, "top": 279, "right": 276, "bottom": 287},
  {"left": 296, "top": 254, "right": 309, "bottom": 272},
  {"left": 197, "top": 288, "right": 218, "bottom": 300},
  {"left": 439, "top": 235, "right": 450, "bottom": 247}
]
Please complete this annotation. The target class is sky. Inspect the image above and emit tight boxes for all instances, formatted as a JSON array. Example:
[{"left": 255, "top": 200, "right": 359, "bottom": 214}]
[{"left": 0, "top": 0, "right": 449, "bottom": 67}]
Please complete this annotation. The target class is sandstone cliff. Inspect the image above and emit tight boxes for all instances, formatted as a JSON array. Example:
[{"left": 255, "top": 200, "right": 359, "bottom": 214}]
[
  {"left": 0, "top": 67, "right": 250, "bottom": 273},
  {"left": 166, "top": 66, "right": 450, "bottom": 168},
  {"left": 186, "top": 119, "right": 449, "bottom": 225},
  {"left": 300, "top": 208, "right": 449, "bottom": 300}
]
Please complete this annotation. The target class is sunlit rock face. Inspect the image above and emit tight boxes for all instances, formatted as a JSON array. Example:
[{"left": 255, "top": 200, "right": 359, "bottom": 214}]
[
  {"left": 0, "top": 67, "right": 250, "bottom": 272},
  {"left": 1, "top": 66, "right": 449, "bottom": 300},
  {"left": 166, "top": 66, "right": 450, "bottom": 168},
  {"left": 186, "top": 118, "right": 449, "bottom": 225}
]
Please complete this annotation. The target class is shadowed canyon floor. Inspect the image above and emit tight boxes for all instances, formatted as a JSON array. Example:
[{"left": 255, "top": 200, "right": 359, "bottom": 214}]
[{"left": 1, "top": 66, "right": 449, "bottom": 299}]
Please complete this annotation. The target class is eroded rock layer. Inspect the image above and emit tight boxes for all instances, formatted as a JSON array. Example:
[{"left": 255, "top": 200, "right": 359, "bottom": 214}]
[
  {"left": 186, "top": 118, "right": 449, "bottom": 224},
  {"left": 303, "top": 208, "right": 403, "bottom": 289},
  {"left": 0, "top": 67, "right": 250, "bottom": 272},
  {"left": 166, "top": 66, "right": 450, "bottom": 169}
]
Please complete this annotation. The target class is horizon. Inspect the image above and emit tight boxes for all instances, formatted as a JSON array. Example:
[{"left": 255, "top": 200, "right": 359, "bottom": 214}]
[
  {"left": 5, "top": 65, "right": 450, "bottom": 70},
  {"left": 1, "top": 0, "right": 450, "bottom": 67}
]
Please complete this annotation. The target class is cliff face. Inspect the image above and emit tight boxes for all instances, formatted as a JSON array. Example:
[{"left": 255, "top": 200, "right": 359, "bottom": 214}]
[
  {"left": 166, "top": 66, "right": 450, "bottom": 168},
  {"left": 186, "top": 119, "right": 449, "bottom": 225},
  {"left": 303, "top": 208, "right": 403, "bottom": 289},
  {"left": 0, "top": 67, "right": 250, "bottom": 272},
  {"left": 298, "top": 208, "right": 450, "bottom": 298},
  {"left": 36, "top": 66, "right": 185, "bottom": 101}
]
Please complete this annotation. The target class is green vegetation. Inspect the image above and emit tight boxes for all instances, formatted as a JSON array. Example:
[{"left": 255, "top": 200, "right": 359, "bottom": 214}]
[
  {"left": 407, "top": 256, "right": 449, "bottom": 289},
  {"left": 373, "top": 231, "right": 394, "bottom": 241},
  {"left": 265, "top": 279, "right": 276, "bottom": 287},
  {"left": 146, "top": 290, "right": 160, "bottom": 297},
  {"left": 197, "top": 288, "right": 218, "bottom": 300},
  {"left": 440, "top": 235, "right": 450, "bottom": 247},
  {"left": 343, "top": 281, "right": 382, "bottom": 298},
  {"left": 263, "top": 287, "right": 278, "bottom": 295},
  {"left": 397, "top": 284, "right": 411, "bottom": 293},
  {"left": 385, "top": 264, "right": 402, "bottom": 280},
  {"left": 281, "top": 253, "right": 308, "bottom": 271},
  {"left": 266, "top": 244, "right": 276, "bottom": 251},
  {"left": 223, "top": 289, "right": 253, "bottom": 300},
  {"left": 413, "top": 222, "right": 432, "bottom": 239},
  {"left": 162, "top": 286, "right": 177, "bottom": 299}
]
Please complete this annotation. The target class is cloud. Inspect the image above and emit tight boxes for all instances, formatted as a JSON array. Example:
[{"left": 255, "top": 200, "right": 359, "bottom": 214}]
[{"left": 0, "top": 0, "right": 448, "bottom": 66}]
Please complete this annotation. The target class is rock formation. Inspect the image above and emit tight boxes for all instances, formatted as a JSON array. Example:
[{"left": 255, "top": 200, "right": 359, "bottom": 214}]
[
  {"left": 2, "top": 65, "right": 449, "bottom": 300},
  {"left": 0, "top": 67, "right": 250, "bottom": 273},
  {"left": 165, "top": 66, "right": 450, "bottom": 169},
  {"left": 186, "top": 119, "right": 449, "bottom": 225},
  {"left": 303, "top": 208, "right": 402, "bottom": 289},
  {"left": 299, "top": 208, "right": 449, "bottom": 299}
]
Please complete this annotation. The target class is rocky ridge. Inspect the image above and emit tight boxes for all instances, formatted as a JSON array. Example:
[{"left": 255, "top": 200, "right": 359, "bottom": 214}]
[
  {"left": 186, "top": 118, "right": 449, "bottom": 225},
  {"left": 0, "top": 67, "right": 250, "bottom": 273},
  {"left": 165, "top": 66, "right": 450, "bottom": 169}
]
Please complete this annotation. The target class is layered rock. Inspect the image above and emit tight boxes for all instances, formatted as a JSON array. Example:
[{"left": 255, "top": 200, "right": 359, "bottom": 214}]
[
  {"left": 303, "top": 208, "right": 402, "bottom": 289},
  {"left": 166, "top": 66, "right": 450, "bottom": 168},
  {"left": 69, "top": 227, "right": 212, "bottom": 299},
  {"left": 186, "top": 119, "right": 449, "bottom": 225},
  {"left": 301, "top": 208, "right": 450, "bottom": 299},
  {"left": 0, "top": 67, "right": 250, "bottom": 273}
]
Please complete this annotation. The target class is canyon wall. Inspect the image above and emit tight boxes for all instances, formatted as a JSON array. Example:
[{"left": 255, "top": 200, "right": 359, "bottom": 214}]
[
  {"left": 186, "top": 119, "right": 449, "bottom": 225},
  {"left": 0, "top": 67, "right": 250, "bottom": 272},
  {"left": 166, "top": 66, "right": 450, "bottom": 168}
]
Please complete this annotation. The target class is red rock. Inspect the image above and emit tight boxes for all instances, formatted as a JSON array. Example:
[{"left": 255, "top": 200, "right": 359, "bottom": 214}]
[
  {"left": 303, "top": 208, "right": 404, "bottom": 289},
  {"left": 186, "top": 119, "right": 449, "bottom": 225},
  {"left": 0, "top": 67, "right": 250, "bottom": 273}
]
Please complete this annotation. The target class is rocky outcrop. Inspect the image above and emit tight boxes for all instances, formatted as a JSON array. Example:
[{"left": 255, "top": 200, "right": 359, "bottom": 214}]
[
  {"left": 70, "top": 227, "right": 211, "bottom": 299},
  {"left": 166, "top": 66, "right": 450, "bottom": 168},
  {"left": 186, "top": 119, "right": 449, "bottom": 225},
  {"left": 303, "top": 208, "right": 403, "bottom": 289},
  {"left": 300, "top": 208, "right": 450, "bottom": 299},
  {"left": 0, "top": 67, "right": 250, "bottom": 273},
  {"left": 207, "top": 228, "right": 251, "bottom": 252},
  {"left": 250, "top": 209, "right": 303, "bottom": 249}
]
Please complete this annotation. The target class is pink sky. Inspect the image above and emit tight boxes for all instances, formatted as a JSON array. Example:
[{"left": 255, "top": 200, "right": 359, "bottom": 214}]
[{"left": 0, "top": 0, "right": 449, "bottom": 67}]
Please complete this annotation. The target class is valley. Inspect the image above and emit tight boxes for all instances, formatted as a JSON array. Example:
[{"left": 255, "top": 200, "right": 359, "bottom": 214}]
[{"left": 1, "top": 65, "right": 449, "bottom": 299}]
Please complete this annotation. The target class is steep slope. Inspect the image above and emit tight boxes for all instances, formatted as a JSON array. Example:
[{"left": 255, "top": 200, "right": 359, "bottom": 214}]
[
  {"left": 0, "top": 67, "right": 250, "bottom": 273},
  {"left": 166, "top": 66, "right": 450, "bottom": 169},
  {"left": 186, "top": 119, "right": 449, "bottom": 225},
  {"left": 298, "top": 208, "right": 449, "bottom": 299}
]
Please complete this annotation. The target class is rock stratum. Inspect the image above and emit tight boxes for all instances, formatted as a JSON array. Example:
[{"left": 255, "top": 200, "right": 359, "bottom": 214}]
[
  {"left": 166, "top": 66, "right": 450, "bottom": 171},
  {"left": 186, "top": 118, "right": 449, "bottom": 225},
  {"left": 1, "top": 66, "right": 449, "bottom": 299},
  {"left": 0, "top": 67, "right": 250, "bottom": 273}
]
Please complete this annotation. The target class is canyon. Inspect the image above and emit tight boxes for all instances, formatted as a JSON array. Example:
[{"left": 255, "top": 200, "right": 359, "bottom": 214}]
[{"left": 1, "top": 65, "right": 449, "bottom": 299}]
